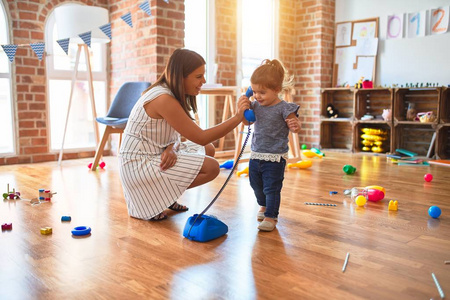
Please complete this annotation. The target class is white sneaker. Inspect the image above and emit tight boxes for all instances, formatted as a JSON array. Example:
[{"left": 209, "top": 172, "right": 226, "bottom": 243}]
[{"left": 258, "top": 220, "right": 276, "bottom": 231}]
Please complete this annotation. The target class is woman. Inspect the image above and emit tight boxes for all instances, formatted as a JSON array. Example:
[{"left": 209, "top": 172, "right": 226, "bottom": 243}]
[{"left": 119, "top": 48, "right": 250, "bottom": 221}]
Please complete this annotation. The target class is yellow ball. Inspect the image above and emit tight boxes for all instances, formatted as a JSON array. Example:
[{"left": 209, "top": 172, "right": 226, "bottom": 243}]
[{"left": 355, "top": 195, "right": 367, "bottom": 207}]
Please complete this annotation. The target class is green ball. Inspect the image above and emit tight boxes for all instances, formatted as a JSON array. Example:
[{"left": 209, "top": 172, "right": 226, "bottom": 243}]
[
  {"left": 3, "top": 193, "right": 9, "bottom": 199},
  {"left": 301, "top": 144, "right": 307, "bottom": 150}
]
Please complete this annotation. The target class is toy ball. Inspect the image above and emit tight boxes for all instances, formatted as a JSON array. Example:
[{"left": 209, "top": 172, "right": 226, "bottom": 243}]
[
  {"left": 428, "top": 206, "right": 441, "bottom": 218},
  {"left": 355, "top": 195, "right": 367, "bottom": 207},
  {"left": 343, "top": 164, "right": 356, "bottom": 174},
  {"left": 301, "top": 144, "right": 307, "bottom": 150},
  {"left": 424, "top": 173, "right": 433, "bottom": 182},
  {"left": 99, "top": 161, "right": 106, "bottom": 169},
  {"left": 367, "top": 188, "right": 385, "bottom": 202}
]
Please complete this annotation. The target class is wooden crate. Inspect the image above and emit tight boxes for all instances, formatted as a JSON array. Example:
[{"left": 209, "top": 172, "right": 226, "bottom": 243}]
[
  {"left": 393, "top": 88, "right": 440, "bottom": 123},
  {"left": 321, "top": 88, "right": 354, "bottom": 119},
  {"left": 440, "top": 87, "right": 450, "bottom": 123},
  {"left": 436, "top": 124, "right": 450, "bottom": 159},
  {"left": 354, "top": 88, "right": 393, "bottom": 121},
  {"left": 354, "top": 123, "right": 391, "bottom": 153},
  {"left": 393, "top": 123, "right": 435, "bottom": 156},
  {"left": 320, "top": 121, "right": 353, "bottom": 151}
]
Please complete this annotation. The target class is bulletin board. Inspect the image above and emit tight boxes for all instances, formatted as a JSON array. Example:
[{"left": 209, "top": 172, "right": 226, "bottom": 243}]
[{"left": 332, "top": 17, "right": 379, "bottom": 87}]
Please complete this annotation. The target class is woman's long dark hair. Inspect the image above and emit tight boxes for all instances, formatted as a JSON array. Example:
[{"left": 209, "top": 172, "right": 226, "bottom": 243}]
[{"left": 143, "top": 48, "right": 206, "bottom": 119}]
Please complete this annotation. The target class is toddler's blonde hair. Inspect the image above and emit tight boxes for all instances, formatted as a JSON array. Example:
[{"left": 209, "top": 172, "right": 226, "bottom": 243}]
[{"left": 250, "top": 59, "right": 294, "bottom": 92}]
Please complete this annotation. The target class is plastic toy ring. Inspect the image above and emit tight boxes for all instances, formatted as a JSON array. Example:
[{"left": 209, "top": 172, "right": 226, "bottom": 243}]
[{"left": 71, "top": 226, "right": 91, "bottom": 236}]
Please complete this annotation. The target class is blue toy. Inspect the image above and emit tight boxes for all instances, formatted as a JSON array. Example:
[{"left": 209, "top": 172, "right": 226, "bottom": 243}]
[
  {"left": 71, "top": 226, "right": 91, "bottom": 236},
  {"left": 61, "top": 216, "right": 71, "bottom": 222},
  {"left": 428, "top": 206, "right": 442, "bottom": 219},
  {"left": 244, "top": 87, "right": 256, "bottom": 122},
  {"left": 219, "top": 159, "right": 234, "bottom": 169},
  {"left": 183, "top": 214, "right": 228, "bottom": 242}
]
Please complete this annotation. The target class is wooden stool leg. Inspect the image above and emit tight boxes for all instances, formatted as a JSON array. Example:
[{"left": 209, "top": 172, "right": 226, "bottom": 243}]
[{"left": 91, "top": 126, "right": 112, "bottom": 171}]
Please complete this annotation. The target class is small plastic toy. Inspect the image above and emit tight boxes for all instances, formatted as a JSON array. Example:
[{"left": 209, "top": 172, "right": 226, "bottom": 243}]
[
  {"left": 424, "top": 173, "right": 433, "bottom": 182},
  {"left": 219, "top": 159, "right": 234, "bottom": 169},
  {"left": 329, "top": 191, "right": 338, "bottom": 195},
  {"left": 310, "top": 147, "right": 325, "bottom": 157},
  {"left": 88, "top": 161, "right": 106, "bottom": 170},
  {"left": 302, "top": 150, "right": 323, "bottom": 159},
  {"left": 301, "top": 144, "right": 307, "bottom": 150},
  {"left": 343, "top": 165, "right": 356, "bottom": 174},
  {"left": 1, "top": 223, "right": 12, "bottom": 230},
  {"left": 236, "top": 166, "right": 249, "bottom": 177},
  {"left": 428, "top": 206, "right": 441, "bottom": 219},
  {"left": 326, "top": 104, "right": 339, "bottom": 118},
  {"left": 3, "top": 184, "right": 20, "bottom": 200},
  {"left": 39, "top": 189, "right": 56, "bottom": 201},
  {"left": 72, "top": 226, "right": 91, "bottom": 236},
  {"left": 355, "top": 195, "right": 367, "bottom": 207},
  {"left": 61, "top": 216, "right": 72, "bottom": 222},
  {"left": 40, "top": 227, "right": 52, "bottom": 235},
  {"left": 287, "top": 160, "right": 312, "bottom": 169},
  {"left": 388, "top": 200, "right": 398, "bottom": 211},
  {"left": 349, "top": 186, "right": 385, "bottom": 202}
]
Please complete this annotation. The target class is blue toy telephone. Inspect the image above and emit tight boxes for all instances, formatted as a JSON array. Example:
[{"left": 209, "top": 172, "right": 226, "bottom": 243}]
[{"left": 244, "top": 87, "right": 256, "bottom": 122}]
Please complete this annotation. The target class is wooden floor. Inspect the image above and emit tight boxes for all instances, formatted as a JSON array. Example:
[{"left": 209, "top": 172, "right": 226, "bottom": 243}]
[{"left": 0, "top": 152, "right": 449, "bottom": 300}]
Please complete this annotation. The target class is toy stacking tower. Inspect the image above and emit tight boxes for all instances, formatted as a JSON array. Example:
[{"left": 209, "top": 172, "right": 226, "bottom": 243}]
[{"left": 360, "top": 128, "right": 388, "bottom": 153}]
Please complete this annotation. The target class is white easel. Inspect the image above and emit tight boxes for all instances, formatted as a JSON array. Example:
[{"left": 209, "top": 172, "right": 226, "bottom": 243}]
[{"left": 58, "top": 44, "right": 100, "bottom": 165}]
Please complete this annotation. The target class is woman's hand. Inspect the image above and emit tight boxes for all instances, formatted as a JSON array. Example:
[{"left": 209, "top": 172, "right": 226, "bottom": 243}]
[
  {"left": 286, "top": 116, "right": 301, "bottom": 133},
  {"left": 160, "top": 144, "right": 178, "bottom": 171}
]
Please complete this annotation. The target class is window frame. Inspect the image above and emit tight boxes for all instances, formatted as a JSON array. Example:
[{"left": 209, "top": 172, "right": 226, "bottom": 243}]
[
  {"left": 0, "top": 0, "right": 15, "bottom": 155},
  {"left": 45, "top": 3, "right": 108, "bottom": 152}
]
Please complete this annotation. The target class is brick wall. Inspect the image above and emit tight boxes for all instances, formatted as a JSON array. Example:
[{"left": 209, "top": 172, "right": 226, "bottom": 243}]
[
  {"left": 293, "top": 0, "right": 335, "bottom": 147},
  {"left": 1, "top": 0, "right": 335, "bottom": 165}
]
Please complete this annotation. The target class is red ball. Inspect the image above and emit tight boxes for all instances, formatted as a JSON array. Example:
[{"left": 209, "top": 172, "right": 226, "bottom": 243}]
[
  {"left": 424, "top": 173, "right": 433, "bottom": 182},
  {"left": 99, "top": 161, "right": 106, "bottom": 169},
  {"left": 88, "top": 163, "right": 93, "bottom": 168}
]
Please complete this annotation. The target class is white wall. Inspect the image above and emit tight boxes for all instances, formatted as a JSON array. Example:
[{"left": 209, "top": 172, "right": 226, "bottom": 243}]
[{"left": 336, "top": 0, "right": 450, "bottom": 87}]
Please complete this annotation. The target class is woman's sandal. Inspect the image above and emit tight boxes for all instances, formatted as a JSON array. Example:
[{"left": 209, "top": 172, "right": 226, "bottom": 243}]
[
  {"left": 168, "top": 202, "right": 189, "bottom": 212},
  {"left": 150, "top": 212, "right": 168, "bottom": 221}
]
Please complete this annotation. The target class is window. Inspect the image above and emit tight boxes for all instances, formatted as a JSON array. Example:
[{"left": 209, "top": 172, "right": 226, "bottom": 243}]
[
  {"left": 185, "top": 0, "right": 216, "bottom": 128},
  {"left": 45, "top": 4, "right": 107, "bottom": 151},
  {"left": 0, "top": 0, "right": 14, "bottom": 154},
  {"left": 238, "top": 0, "right": 278, "bottom": 88}
]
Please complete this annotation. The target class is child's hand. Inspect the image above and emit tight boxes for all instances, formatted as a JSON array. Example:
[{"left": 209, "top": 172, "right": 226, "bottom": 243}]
[
  {"left": 286, "top": 117, "right": 301, "bottom": 133},
  {"left": 160, "top": 145, "right": 178, "bottom": 171},
  {"left": 236, "top": 95, "right": 251, "bottom": 119}
]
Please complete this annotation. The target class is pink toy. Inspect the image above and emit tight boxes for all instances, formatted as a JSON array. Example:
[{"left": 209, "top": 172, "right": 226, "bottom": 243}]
[
  {"left": 2, "top": 223, "right": 12, "bottom": 230},
  {"left": 367, "top": 188, "right": 385, "bottom": 202},
  {"left": 88, "top": 161, "right": 106, "bottom": 170},
  {"left": 424, "top": 173, "right": 433, "bottom": 182}
]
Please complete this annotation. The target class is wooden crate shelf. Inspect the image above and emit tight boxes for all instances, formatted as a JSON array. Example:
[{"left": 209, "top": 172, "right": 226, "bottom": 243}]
[
  {"left": 440, "top": 87, "right": 450, "bottom": 123},
  {"left": 354, "top": 88, "right": 393, "bottom": 122},
  {"left": 393, "top": 88, "right": 440, "bottom": 125},
  {"left": 436, "top": 124, "right": 450, "bottom": 159},
  {"left": 320, "top": 121, "right": 353, "bottom": 152},
  {"left": 320, "top": 88, "right": 354, "bottom": 119},
  {"left": 393, "top": 123, "right": 435, "bottom": 157}
]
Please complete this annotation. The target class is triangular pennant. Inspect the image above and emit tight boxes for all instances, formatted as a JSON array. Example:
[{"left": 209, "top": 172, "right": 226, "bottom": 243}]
[
  {"left": 56, "top": 38, "right": 70, "bottom": 55},
  {"left": 139, "top": 1, "right": 152, "bottom": 16},
  {"left": 120, "top": 12, "right": 133, "bottom": 28},
  {"left": 99, "top": 23, "right": 112, "bottom": 40},
  {"left": 30, "top": 42, "right": 45, "bottom": 61},
  {"left": 1, "top": 44, "right": 18, "bottom": 62},
  {"left": 79, "top": 31, "right": 92, "bottom": 48}
]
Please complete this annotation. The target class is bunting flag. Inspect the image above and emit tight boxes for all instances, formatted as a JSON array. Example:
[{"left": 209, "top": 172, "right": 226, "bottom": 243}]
[
  {"left": 121, "top": 12, "right": 133, "bottom": 28},
  {"left": 57, "top": 38, "right": 70, "bottom": 55},
  {"left": 139, "top": 1, "right": 152, "bottom": 17},
  {"left": 99, "top": 23, "right": 112, "bottom": 40},
  {"left": 79, "top": 31, "right": 92, "bottom": 48},
  {"left": 30, "top": 42, "right": 45, "bottom": 61},
  {"left": 1, "top": 45, "right": 18, "bottom": 62}
]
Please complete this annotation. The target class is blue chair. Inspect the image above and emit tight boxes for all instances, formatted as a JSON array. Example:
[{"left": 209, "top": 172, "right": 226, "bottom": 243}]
[{"left": 91, "top": 82, "right": 151, "bottom": 170}]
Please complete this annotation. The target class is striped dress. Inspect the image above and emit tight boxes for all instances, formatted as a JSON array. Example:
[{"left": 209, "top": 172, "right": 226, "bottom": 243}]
[{"left": 119, "top": 85, "right": 205, "bottom": 220}]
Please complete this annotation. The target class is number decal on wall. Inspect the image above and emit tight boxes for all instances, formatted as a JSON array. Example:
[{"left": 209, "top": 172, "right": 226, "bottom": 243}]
[
  {"left": 410, "top": 13, "right": 420, "bottom": 35},
  {"left": 431, "top": 7, "right": 449, "bottom": 35},
  {"left": 387, "top": 14, "right": 403, "bottom": 39}
]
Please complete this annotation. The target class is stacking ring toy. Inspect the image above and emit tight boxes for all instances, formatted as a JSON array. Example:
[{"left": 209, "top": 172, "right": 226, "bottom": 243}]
[{"left": 71, "top": 226, "right": 91, "bottom": 236}]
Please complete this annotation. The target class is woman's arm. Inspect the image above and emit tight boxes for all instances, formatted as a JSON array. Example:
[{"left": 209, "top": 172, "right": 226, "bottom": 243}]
[{"left": 145, "top": 94, "right": 250, "bottom": 146}]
